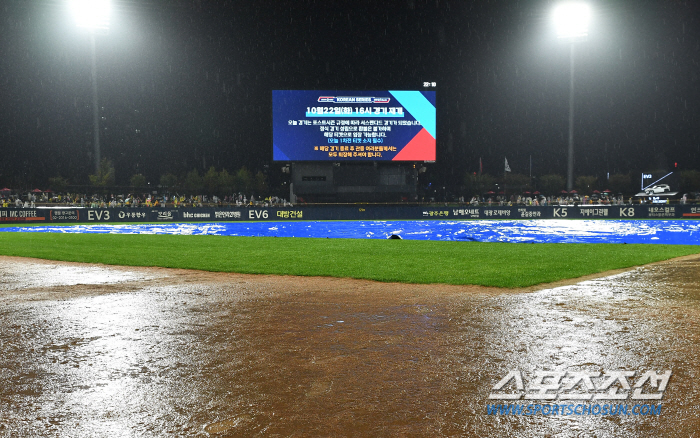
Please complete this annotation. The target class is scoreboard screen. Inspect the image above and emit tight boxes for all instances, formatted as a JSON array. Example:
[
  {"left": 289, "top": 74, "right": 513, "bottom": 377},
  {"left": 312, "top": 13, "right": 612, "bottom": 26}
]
[{"left": 272, "top": 90, "right": 436, "bottom": 161}]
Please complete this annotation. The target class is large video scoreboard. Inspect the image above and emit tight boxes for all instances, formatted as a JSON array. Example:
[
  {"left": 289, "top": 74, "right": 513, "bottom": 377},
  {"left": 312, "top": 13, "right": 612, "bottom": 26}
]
[{"left": 272, "top": 90, "right": 436, "bottom": 162}]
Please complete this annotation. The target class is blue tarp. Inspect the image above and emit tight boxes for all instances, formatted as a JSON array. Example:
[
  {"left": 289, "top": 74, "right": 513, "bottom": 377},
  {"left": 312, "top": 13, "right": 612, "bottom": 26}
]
[{"left": 2, "top": 220, "right": 699, "bottom": 244}]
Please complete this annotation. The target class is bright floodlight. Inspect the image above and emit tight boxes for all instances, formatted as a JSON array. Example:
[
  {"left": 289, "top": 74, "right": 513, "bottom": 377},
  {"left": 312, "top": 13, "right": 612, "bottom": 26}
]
[
  {"left": 70, "top": 0, "right": 111, "bottom": 30},
  {"left": 553, "top": 2, "right": 590, "bottom": 39}
]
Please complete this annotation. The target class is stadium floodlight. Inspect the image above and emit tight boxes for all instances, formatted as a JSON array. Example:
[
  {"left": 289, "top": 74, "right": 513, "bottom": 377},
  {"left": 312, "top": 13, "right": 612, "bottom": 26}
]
[
  {"left": 553, "top": 2, "right": 590, "bottom": 40},
  {"left": 70, "top": 0, "right": 111, "bottom": 31},
  {"left": 553, "top": 2, "right": 590, "bottom": 191}
]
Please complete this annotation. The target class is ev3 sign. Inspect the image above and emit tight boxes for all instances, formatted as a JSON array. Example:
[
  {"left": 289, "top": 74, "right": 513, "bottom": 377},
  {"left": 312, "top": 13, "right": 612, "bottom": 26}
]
[
  {"left": 87, "top": 210, "right": 110, "bottom": 221},
  {"left": 488, "top": 370, "right": 671, "bottom": 400}
]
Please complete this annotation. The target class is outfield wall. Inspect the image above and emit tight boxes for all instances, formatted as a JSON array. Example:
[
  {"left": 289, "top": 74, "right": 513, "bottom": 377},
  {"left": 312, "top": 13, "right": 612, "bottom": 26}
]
[{"left": 1, "top": 205, "right": 700, "bottom": 224}]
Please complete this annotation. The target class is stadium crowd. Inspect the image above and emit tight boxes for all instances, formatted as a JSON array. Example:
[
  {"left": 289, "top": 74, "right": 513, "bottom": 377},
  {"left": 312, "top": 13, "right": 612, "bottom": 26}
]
[
  {"left": 0, "top": 191, "right": 292, "bottom": 209},
  {"left": 2, "top": 189, "right": 696, "bottom": 208},
  {"left": 462, "top": 193, "right": 686, "bottom": 206}
]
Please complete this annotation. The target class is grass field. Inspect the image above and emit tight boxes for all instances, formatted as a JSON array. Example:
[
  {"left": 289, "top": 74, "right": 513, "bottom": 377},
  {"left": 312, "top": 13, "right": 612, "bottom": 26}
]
[{"left": 1, "top": 231, "right": 699, "bottom": 287}]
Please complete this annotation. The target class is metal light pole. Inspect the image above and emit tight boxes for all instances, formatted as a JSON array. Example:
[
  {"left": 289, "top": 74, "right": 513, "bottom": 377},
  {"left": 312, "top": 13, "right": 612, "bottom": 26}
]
[
  {"left": 90, "top": 33, "right": 101, "bottom": 174},
  {"left": 553, "top": 2, "right": 590, "bottom": 192},
  {"left": 567, "top": 42, "right": 575, "bottom": 192},
  {"left": 70, "top": 0, "right": 111, "bottom": 175}
]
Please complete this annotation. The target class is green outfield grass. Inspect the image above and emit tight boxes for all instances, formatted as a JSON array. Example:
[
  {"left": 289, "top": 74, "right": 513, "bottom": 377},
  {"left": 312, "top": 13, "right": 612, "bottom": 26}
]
[{"left": 0, "top": 232, "right": 698, "bottom": 287}]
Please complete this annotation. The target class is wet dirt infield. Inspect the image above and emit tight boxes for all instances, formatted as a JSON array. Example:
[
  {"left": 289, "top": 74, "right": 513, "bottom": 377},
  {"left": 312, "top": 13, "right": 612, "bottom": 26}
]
[{"left": 1, "top": 255, "right": 700, "bottom": 437}]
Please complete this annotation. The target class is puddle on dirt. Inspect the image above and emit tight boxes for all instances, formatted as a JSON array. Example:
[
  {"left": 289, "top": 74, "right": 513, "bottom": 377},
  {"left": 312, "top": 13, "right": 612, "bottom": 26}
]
[
  {"left": 1, "top": 256, "right": 699, "bottom": 436},
  {"left": 0, "top": 258, "right": 155, "bottom": 291}
]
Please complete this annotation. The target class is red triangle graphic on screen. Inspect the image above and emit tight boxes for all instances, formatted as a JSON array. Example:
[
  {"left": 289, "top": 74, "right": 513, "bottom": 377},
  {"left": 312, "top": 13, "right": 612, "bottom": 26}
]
[{"left": 392, "top": 128, "right": 436, "bottom": 161}]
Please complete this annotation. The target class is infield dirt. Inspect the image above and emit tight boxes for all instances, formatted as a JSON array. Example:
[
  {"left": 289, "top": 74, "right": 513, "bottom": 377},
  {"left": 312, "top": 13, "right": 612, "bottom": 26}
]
[{"left": 1, "top": 254, "right": 699, "bottom": 437}]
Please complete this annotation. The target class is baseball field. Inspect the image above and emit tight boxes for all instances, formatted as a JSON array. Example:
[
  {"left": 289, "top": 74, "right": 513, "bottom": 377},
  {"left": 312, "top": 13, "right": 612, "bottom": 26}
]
[
  {"left": 1, "top": 230, "right": 699, "bottom": 287},
  {"left": 2, "top": 221, "right": 700, "bottom": 436}
]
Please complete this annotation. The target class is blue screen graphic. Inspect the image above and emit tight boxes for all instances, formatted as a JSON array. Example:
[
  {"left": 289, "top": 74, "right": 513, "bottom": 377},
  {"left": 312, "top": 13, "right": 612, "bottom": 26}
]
[{"left": 272, "top": 90, "right": 436, "bottom": 161}]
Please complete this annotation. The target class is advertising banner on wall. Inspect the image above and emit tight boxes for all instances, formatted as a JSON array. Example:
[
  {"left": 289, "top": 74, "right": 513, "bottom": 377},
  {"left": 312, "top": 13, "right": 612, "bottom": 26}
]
[{"left": 1, "top": 205, "right": 699, "bottom": 224}]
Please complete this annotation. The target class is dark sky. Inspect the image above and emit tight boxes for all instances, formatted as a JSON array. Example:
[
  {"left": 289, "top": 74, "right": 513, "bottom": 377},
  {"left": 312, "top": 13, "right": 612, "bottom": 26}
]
[{"left": 1, "top": 0, "right": 699, "bottom": 189}]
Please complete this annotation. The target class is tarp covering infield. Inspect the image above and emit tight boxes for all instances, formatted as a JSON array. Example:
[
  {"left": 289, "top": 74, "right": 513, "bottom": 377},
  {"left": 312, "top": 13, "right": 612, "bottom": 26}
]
[{"left": 2, "top": 219, "right": 700, "bottom": 245}]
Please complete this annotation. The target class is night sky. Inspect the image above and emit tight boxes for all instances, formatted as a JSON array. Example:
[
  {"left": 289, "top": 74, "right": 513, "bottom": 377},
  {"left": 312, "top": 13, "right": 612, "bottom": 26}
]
[{"left": 1, "top": 0, "right": 699, "bottom": 190}]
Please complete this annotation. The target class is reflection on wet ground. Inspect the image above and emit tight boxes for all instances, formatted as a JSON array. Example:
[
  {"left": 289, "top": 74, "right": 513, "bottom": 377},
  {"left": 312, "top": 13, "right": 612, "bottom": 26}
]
[
  {"left": 1, "top": 255, "right": 699, "bottom": 437},
  {"left": 0, "top": 261, "right": 152, "bottom": 293}
]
